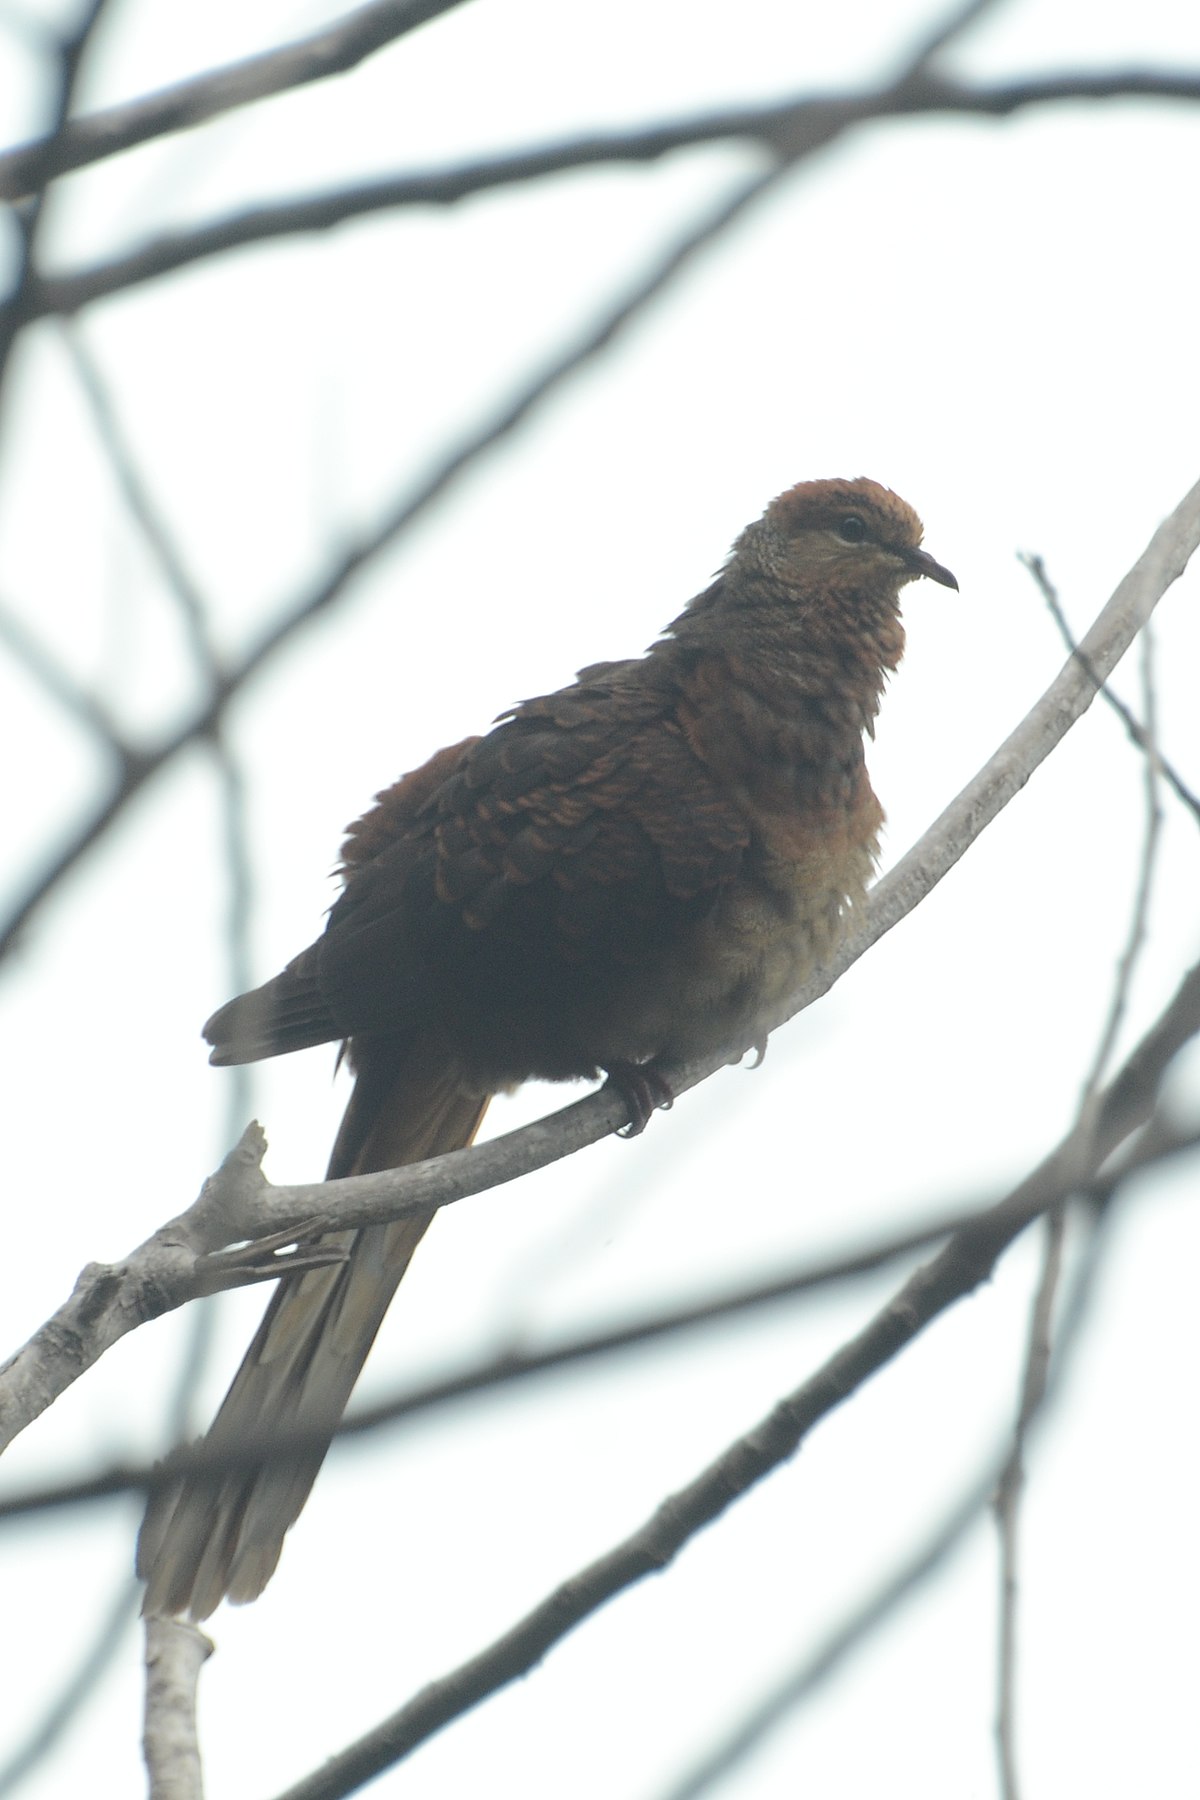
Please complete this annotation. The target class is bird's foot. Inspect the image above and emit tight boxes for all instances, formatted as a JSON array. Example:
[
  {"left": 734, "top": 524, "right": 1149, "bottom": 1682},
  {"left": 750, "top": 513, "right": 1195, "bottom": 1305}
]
[{"left": 605, "top": 1062, "right": 675, "bottom": 1138}]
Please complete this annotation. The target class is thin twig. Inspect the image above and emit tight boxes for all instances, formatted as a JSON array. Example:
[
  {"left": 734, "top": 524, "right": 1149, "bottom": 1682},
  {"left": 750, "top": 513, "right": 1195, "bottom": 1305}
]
[
  {"left": 59, "top": 323, "right": 258, "bottom": 1053},
  {"left": 63, "top": 327, "right": 216, "bottom": 667},
  {"left": 1084, "top": 626, "right": 1166, "bottom": 1097},
  {"left": 905, "top": 0, "right": 1006, "bottom": 63},
  {"left": 1021, "top": 552, "right": 1200, "bottom": 826},
  {"left": 991, "top": 623, "right": 1165, "bottom": 1799},
  {"left": 992, "top": 1207, "right": 1065, "bottom": 1800}
]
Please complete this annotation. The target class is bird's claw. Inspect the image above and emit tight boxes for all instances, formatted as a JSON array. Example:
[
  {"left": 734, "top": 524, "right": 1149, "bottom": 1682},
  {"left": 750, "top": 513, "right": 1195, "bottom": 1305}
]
[{"left": 605, "top": 1062, "right": 676, "bottom": 1138}]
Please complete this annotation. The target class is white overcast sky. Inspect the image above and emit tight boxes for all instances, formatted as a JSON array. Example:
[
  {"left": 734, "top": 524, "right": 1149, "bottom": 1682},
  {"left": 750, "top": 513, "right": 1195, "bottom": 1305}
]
[{"left": 1, "top": 1, "right": 1199, "bottom": 1797}]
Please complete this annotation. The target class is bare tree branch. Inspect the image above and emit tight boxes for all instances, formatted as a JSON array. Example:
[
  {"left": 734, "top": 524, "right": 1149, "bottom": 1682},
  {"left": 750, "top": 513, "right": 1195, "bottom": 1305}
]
[
  {"left": 656, "top": 1196, "right": 1119, "bottom": 1800},
  {"left": 0, "top": 1109, "right": 1194, "bottom": 1533},
  {"left": 0, "top": 1132, "right": 1025, "bottom": 1494},
  {"left": 19, "top": 69, "right": 1200, "bottom": 322},
  {"left": 1022, "top": 552, "right": 1200, "bottom": 825},
  {"left": 0, "top": 0, "right": 474, "bottom": 201}
]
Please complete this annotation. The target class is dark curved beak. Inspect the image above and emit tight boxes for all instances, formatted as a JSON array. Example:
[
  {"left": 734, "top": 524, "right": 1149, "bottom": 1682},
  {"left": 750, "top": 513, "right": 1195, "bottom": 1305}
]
[{"left": 905, "top": 546, "right": 958, "bottom": 590}]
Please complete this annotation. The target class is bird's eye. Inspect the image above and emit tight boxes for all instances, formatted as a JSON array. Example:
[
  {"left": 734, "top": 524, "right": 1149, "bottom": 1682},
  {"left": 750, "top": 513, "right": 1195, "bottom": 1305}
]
[{"left": 837, "top": 515, "right": 868, "bottom": 544}]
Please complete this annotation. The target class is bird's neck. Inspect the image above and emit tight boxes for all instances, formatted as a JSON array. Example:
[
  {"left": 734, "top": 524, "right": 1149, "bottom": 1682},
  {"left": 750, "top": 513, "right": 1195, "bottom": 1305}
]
[{"left": 656, "top": 569, "right": 905, "bottom": 795}]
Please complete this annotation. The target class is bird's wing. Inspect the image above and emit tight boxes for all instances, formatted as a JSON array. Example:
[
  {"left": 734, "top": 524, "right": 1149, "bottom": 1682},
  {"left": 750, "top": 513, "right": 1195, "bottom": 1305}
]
[
  {"left": 205, "top": 667, "right": 751, "bottom": 1061},
  {"left": 203, "top": 739, "right": 480, "bottom": 1063},
  {"left": 317, "top": 666, "right": 750, "bottom": 1026}
]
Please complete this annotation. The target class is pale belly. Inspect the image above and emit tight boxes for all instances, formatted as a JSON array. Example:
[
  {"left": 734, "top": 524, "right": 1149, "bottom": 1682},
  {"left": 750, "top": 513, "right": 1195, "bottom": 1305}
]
[{"left": 589, "top": 825, "right": 878, "bottom": 1068}]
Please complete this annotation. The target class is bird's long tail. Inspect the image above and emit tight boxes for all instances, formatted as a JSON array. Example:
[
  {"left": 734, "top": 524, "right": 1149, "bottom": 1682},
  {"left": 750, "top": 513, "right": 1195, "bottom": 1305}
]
[{"left": 138, "top": 1038, "right": 488, "bottom": 1619}]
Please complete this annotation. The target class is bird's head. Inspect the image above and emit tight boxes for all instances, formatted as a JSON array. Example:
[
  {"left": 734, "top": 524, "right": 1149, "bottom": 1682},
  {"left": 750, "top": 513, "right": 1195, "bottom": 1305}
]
[{"left": 738, "top": 476, "right": 957, "bottom": 597}]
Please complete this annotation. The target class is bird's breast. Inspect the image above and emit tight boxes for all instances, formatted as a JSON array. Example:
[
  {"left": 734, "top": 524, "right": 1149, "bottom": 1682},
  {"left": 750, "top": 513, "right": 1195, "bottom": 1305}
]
[{"left": 578, "top": 776, "right": 883, "bottom": 1072}]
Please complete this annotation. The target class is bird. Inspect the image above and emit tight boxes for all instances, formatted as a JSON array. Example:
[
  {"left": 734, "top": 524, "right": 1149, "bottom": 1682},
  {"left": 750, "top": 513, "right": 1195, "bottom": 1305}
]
[{"left": 137, "top": 476, "right": 956, "bottom": 1618}]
